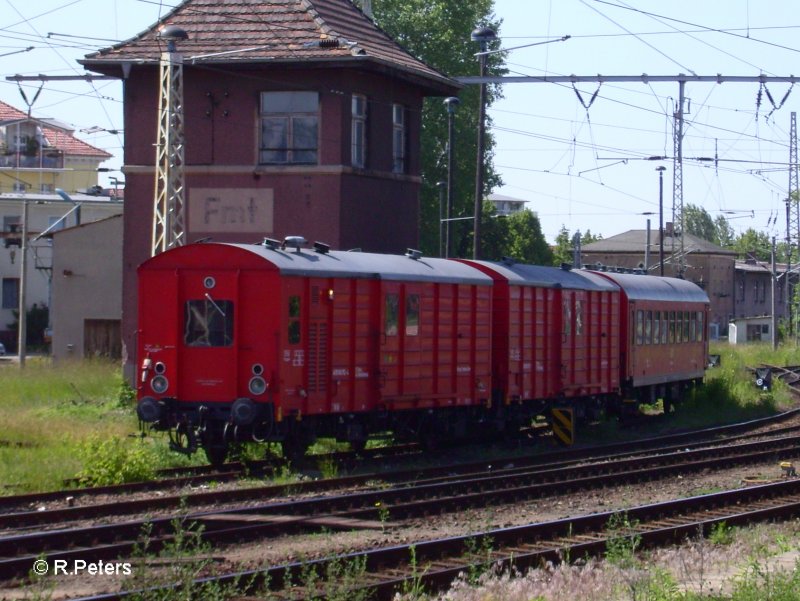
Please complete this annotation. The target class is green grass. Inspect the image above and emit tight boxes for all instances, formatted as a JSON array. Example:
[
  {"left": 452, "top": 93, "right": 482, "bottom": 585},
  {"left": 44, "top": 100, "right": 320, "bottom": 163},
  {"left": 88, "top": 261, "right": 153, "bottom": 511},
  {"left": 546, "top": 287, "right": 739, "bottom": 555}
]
[{"left": 0, "top": 358, "right": 199, "bottom": 494}]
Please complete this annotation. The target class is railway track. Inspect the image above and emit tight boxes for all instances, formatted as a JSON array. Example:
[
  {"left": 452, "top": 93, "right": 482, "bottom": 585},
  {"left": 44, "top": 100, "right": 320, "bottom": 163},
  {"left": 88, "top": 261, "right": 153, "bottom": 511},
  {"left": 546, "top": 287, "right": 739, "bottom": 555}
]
[
  {"left": 5, "top": 409, "right": 800, "bottom": 530},
  {"left": 4, "top": 406, "right": 798, "bottom": 515},
  {"left": 1, "top": 430, "right": 798, "bottom": 582},
  {"left": 70, "top": 472, "right": 800, "bottom": 601}
]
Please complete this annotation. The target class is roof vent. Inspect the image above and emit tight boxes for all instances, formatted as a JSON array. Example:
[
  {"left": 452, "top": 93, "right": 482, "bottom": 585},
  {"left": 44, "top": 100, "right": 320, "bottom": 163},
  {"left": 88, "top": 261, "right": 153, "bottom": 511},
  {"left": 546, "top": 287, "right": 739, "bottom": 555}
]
[
  {"left": 283, "top": 236, "right": 307, "bottom": 253},
  {"left": 560, "top": 262, "right": 572, "bottom": 271},
  {"left": 313, "top": 241, "right": 330, "bottom": 254},
  {"left": 318, "top": 38, "right": 340, "bottom": 48},
  {"left": 501, "top": 256, "right": 516, "bottom": 266},
  {"left": 262, "top": 237, "right": 281, "bottom": 250},
  {"left": 405, "top": 248, "right": 422, "bottom": 260}
]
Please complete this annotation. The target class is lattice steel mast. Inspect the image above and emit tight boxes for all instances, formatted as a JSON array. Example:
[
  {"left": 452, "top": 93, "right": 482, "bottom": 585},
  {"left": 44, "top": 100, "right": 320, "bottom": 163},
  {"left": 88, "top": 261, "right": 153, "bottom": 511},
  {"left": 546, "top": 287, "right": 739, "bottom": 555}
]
[
  {"left": 152, "top": 26, "right": 188, "bottom": 256},
  {"left": 672, "top": 80, "right": 686, "bottom": 275},
  {"left": 788, "top": 112, "right": 799, "bottom": 335}
]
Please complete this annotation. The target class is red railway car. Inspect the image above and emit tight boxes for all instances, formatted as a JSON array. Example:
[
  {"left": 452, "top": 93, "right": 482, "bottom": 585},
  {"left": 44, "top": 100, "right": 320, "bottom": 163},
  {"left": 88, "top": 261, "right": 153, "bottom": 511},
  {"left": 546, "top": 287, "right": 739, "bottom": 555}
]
[
  {"left": 136, "top": 240, "right": 493, "bottom": 462},
  {"left": 461, "top": 260, "right": 620, "bottom": 421},
  {"left": 594, "top": 271, "right": 710, "bottom": 412},
  {"left": 136, "top": 240, "right": 710, "bottom": 463}
]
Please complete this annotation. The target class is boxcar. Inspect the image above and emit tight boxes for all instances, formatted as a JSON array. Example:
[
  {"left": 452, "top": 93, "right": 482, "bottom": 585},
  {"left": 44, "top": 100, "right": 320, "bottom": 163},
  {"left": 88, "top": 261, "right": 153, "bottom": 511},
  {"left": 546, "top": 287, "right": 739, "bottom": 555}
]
[
  {"left": 593, "top": 271, "right": 710, "bottom": 412},
  {"left": 136, "top": 240, "right": 493, "bottom": 462},
  {"left": 461, "top": 260, "right": 621, "bottom": 421}
]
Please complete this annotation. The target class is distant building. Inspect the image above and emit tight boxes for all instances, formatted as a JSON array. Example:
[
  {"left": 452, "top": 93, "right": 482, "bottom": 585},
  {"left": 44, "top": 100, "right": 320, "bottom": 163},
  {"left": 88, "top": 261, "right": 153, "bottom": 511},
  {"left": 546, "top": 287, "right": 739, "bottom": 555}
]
[
  {"left": 0, "top": 193, "right": 123, "bottom": 352},
  {"left": 581, "top": 229, "right": 736, "bottom": 338},
  {"left": 488, "top": 193, "right": 526, "bottom": 216},
  {"left": 0, "top": 100, "right": 112, "bottom": 195},
  {"left": 51, "top": 215, "right": 122, "bottom": 360}
]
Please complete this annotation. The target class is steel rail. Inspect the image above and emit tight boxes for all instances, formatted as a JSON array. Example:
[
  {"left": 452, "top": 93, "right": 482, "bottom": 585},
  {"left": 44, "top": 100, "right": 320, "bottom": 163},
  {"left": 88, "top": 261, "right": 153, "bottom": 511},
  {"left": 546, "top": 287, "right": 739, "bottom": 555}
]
[{"left": 1, "top": 433, "right": 798, "bottom": 581}]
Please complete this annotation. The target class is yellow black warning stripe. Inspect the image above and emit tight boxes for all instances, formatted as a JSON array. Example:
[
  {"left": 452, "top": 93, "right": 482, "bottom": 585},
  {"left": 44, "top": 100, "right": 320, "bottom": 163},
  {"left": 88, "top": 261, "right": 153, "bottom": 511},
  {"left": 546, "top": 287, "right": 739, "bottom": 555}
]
[{"left": 552, "top": 407, "right": 574, "bottom": 446}]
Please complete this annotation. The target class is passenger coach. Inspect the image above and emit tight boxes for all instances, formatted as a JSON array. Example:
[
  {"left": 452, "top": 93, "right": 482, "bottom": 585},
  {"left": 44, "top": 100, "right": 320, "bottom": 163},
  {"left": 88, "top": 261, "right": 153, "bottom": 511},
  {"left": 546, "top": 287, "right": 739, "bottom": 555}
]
[{"left": 595, "top": 271, "right": 710, "bottom": 413}]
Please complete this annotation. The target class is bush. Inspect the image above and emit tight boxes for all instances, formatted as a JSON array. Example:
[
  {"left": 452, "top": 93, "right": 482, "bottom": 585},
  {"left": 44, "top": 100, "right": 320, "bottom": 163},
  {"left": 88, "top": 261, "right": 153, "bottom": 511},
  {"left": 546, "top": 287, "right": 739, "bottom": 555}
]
[{"left": 76, "top": 436, "right": 156, "bottom": 486}]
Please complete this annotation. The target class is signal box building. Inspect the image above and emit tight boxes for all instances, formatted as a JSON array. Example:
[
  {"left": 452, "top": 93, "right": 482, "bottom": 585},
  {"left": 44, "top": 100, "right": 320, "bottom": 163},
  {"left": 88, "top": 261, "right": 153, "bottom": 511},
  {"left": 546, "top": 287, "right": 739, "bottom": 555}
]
[{"left": 79, "top": 0, "right": 459, "bottom": 376}]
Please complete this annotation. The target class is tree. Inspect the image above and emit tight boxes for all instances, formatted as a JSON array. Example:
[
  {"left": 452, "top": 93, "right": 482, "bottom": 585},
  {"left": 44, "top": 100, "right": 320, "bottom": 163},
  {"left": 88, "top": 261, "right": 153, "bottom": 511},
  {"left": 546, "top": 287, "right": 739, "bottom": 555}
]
[
  {"left": 480, "top": 206, "right": 552, "bottom": 263},
  {"left": 370, "top": 0, "right": 504, "bottom": 256},
  {"left": 551, "top": 226, "right": 601, "bottom": 267},
  {"left": 683, "top": 204, "right": 717, "bottom": 243},
  {"left": 552, "top": 225, "right": 572, "bottom": 266},
  {"left": 6, "top": 303, "right": 49, "bottom": 350},
  {"left": 733, "top": 228, "right": 771, "bottom": 261},
  {"left": 713, "top": 215, "right": 735, "bottom": 247}
]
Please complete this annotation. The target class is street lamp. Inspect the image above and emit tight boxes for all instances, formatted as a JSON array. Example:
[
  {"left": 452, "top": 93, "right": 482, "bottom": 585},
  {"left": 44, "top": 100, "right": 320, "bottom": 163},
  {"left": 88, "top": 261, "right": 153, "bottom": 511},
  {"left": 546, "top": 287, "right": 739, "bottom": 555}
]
[
  {"left": 656, "top": 166, "right": 666, "bottom": 277},
  {"left": 443, "top": 96, "right": 460, "bottom": 258},
  {"left": 471, "top": 25, "right": 497, "bottom": 260},
  {"left": 436, "top": 181, "right": 446, "bottom": 257}
]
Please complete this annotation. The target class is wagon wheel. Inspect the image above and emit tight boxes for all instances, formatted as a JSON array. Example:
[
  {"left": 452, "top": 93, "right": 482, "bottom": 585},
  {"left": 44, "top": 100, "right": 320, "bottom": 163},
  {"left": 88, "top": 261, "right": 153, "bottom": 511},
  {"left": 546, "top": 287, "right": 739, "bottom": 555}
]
[
  {"left": 203, "top": 444, "right": 229, "bottom": 467},
  {"left": 282, "top": 436, "right": 311, "bottom": 464},
  {"left": 169, "top": 423, "right": 197, "bottom": 455},
  {"left": 349, "top": 438, "right": 367, "bottom": 454}
]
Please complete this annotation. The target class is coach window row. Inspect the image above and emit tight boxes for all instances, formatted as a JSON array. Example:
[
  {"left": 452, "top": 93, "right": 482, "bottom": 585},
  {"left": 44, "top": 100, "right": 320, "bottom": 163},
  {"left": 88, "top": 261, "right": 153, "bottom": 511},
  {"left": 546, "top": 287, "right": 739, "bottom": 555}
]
[
  {"left": 635, "top": 309, "right": 705, "bottom": 346},
  {"left": 259, "top": 91, "right": 407, "bottom": 172}
]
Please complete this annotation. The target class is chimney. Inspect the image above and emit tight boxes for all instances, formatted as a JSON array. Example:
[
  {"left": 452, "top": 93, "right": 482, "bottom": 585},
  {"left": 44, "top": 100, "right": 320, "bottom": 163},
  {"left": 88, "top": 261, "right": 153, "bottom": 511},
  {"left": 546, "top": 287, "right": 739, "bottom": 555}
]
[{"left": 664, "top": 222, "right": 674, "bottom": 237}]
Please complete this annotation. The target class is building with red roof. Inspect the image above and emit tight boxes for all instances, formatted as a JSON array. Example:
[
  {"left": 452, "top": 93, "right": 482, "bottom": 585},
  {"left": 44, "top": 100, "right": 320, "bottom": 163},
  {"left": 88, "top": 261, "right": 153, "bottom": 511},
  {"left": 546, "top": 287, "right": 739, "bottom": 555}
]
[{"left": 79, "top": 0, "right": 460, "bottom": 375}]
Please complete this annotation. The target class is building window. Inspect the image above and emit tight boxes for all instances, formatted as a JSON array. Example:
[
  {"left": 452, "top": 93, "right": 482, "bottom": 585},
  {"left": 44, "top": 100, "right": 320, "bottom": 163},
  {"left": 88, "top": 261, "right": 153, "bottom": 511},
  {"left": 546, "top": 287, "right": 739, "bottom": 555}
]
[
  {"left": 2, "top": 278, "right": 19, "bottom": 310},
  {"left": 3, "top": 215, "right": 20, "bottom": 233},
  {"left": 259, "top": 91, "right": 319, "bottom": 164},
  {"left": 351, "top": 94, "right": 367, "bottom": 168},
  {"left": 392, "top": 104, "right": 406, "bottom": 173},
  {"left": 12, "top": 182, "right": 26, "bottom": 192},
  {"left": 40, "top": 183, "right": 54, "bottom": 193}
]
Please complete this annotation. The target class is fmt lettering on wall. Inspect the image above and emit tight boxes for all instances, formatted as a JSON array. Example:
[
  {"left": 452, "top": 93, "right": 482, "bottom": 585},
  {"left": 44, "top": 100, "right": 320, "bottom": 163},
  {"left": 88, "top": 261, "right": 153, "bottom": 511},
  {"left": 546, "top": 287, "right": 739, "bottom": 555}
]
[{"left": 189, "top": 188, "right": 274, "bottom": 233}]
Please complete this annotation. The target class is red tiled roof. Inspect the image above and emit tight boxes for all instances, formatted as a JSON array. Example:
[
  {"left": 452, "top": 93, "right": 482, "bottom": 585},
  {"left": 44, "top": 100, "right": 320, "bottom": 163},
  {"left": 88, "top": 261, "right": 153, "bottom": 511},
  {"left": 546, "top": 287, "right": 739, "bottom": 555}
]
[
  {"left": 0, "top": 100, "right": 112, "bottom": 159},
  {"left": 81, "top": 0, "right": 457, "bottom": 94}
]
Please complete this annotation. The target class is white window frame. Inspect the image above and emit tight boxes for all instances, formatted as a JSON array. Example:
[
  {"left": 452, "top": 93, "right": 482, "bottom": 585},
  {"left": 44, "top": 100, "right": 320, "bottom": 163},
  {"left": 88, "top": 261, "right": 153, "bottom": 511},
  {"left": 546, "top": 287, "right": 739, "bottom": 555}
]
[
  {"left": 392, "top": 103, "right": 406, "bottom": 173},
  {"left": 351, "top": 94, "right": 367, "bottom": 168}
]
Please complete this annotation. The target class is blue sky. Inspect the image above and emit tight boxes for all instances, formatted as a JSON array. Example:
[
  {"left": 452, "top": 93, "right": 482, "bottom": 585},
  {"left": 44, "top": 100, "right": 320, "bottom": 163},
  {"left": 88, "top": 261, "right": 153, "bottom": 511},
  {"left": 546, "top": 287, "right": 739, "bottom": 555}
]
[{"left": 1, "top": 0, "right": 799, "bottom": 243}]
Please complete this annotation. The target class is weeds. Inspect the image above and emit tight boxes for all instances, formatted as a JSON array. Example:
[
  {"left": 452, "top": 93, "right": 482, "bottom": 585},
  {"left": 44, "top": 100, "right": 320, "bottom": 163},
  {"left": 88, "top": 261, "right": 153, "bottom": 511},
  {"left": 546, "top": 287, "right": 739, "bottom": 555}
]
[
  {"left": 375, "top": 501, "right": 390, "bottom": 533},
  {"left": 284, "top": 554, "right": 372, "bottom": 601},
  {"left": 128, "top": 515, "right": 262, "bottom": 601},
  {"left": 463, "top": 534, "right": 495, "bottom": 585},
  {"left": 399, "top": 544, "right": 429, "bottom": 600},
  {"left": 76, "top": 435, "right": 156, "bottom": 486}
]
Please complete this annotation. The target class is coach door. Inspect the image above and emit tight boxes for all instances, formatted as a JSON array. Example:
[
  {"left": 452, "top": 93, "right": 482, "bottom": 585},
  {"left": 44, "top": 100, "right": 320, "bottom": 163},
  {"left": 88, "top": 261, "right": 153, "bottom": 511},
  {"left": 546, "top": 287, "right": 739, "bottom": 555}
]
[
  {"left": 380, "top": 283, "right": 422, "bottom": 403},
  {"left": 179, "top": 270, "right": 238, "bottom": 402}
]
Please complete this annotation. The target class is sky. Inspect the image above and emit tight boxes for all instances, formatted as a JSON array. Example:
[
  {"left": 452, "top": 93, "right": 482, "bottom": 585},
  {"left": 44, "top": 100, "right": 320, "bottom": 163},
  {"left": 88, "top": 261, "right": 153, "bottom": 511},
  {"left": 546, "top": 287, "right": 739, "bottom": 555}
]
[{"left": 1, "top": 0, "right": 799, "bottom": 243}]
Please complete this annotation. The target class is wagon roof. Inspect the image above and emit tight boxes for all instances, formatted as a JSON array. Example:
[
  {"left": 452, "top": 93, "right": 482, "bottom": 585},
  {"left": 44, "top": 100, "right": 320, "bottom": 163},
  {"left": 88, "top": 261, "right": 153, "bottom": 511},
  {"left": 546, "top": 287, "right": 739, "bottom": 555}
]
[
  {"left": 466, "top": 260, "right": 620, "bottom": 291},
  {"left": 143, "top": 243, "right": 493, "bottom": 285},
  {"left": 589, "top": 270, "right": 710, "bottom": 303}
]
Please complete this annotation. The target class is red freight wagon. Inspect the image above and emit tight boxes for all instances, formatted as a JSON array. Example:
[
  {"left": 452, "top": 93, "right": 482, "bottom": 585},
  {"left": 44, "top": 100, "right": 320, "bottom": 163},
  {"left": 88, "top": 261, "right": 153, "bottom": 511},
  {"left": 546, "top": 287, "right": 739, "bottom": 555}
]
[
  {"left": 593, "top": 271, "right": 710, "bottom": 412},
  {"left": 461, "top": 260, "right": 620, "bottom": 421},
  {"left": 136, "top": 240, "right": 493, "bottom": 462}
]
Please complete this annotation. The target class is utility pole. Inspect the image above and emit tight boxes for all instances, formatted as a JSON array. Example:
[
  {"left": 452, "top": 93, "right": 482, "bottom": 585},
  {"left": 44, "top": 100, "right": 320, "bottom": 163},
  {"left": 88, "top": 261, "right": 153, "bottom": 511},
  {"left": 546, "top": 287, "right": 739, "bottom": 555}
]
[
  {"left": 772, "top": 236, "right": 778, "bottom": 350},
  {"left": 471, "top": 26, "right": 496, "bottom": 260},
  {"left": 657, "top": 166, "right": 666, "bottom": 277},
  {"left": 17, "top": 199, "right": 28, "bottom": 368}
]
